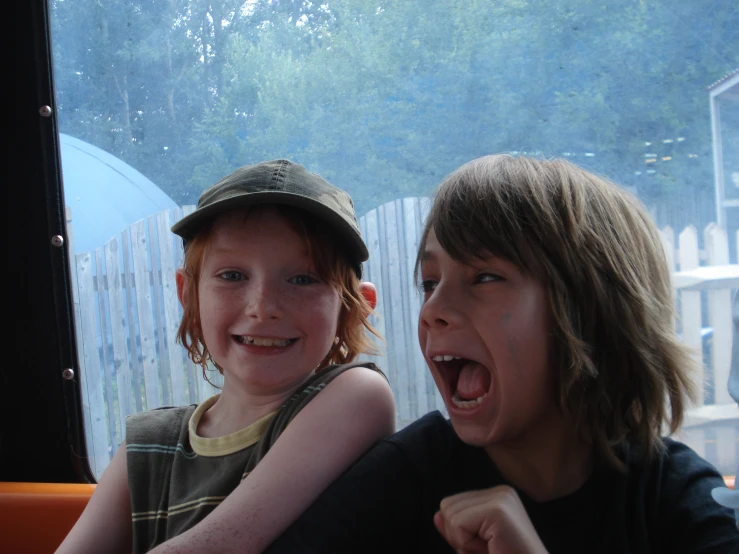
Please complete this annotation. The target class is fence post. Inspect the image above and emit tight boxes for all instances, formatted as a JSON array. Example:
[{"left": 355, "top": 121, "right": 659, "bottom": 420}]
[
  {"left": 96, "top": 247, "right": 118, "bottom": 450},
  {"left": 130, "top": 219, "right": 161, "bottom": 410},
  {"left": 157, "top": 209, "right": 189, "bottom": 406},
  {"left": 383, "top": 200, "right": 412, "bottom": 423},
  {"left": 122, "top": 229, "right": 144, "bottom": 413},
  {"left": 705, "top": 224, "right": 737, "bottom": 474},
  {"left": 147, "top": 215, "right": 171, "bottom": 406},
  {"left": 104, "top": 236, "right": 133, "bottom": 438},
  {"left": 359, "top": 207, "right": 390, "bottom": 386},
  {"left": 402, "top": 197, "right": 428, "bottom": 418},
  {"left": 679, "top": 225, "right": 704, "bottom": 406},
  {"left": 705, "top": 224, "right": 733, "bottom": 404},
  {"left": 74, "top": 250, "right": 110, "bottom": 476}
]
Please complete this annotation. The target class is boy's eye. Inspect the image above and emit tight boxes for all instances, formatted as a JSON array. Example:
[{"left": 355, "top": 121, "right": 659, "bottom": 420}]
[
  {"left": 475, "top": 273, "right": 502, "bottom": 284},
  {"left": 419, "top": 279, "right": 437, "bottom": 294},
  {"left": 220, "top": 270, "right": 244, "bottom": 281},
  {"left": 289, "top": 274, "right": 318, "bottom": 286}
]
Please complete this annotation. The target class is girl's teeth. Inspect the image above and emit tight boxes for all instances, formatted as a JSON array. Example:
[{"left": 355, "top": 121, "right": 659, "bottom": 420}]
[
  {"left": 242, "top": 336, "right": 291, "bottom": 347},
  {"left": 431, "top": 355, "right": 462, "bottom": 362},
  {"left": 451, "top": 392, "right": 487, "bottom": 409}
]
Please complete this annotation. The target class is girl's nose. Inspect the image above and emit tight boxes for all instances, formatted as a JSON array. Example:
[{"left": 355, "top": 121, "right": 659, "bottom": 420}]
[{"left": 246, "top": 281, "right": 284, "bottom": 321}]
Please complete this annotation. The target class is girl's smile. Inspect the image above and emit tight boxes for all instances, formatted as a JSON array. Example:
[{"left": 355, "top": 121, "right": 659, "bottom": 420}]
[
  {"left": 234, "top": 335, "right": 298, "bottom": 348},
  {"left": 188, "top": 207, "right": 343, "bottom": 398},
  {"left": 233, "top": 334, "right": 299, "bottom": 356}
]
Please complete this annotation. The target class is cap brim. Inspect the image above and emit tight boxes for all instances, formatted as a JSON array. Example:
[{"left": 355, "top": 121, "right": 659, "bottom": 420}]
[
  {"left": 171, "top": 190, "right": 368, "bottom": 267},
  {"left": 712, "top": 486, "right": 739, "bottom": 509}
]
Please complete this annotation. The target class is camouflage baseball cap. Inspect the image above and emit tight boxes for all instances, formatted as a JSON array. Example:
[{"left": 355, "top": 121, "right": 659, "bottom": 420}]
[{"left": 171, "top": 159, "right": 368, "bottom": 275}]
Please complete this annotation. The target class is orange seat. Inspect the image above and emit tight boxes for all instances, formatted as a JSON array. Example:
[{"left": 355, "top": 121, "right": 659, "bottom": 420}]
[
  {"left": 0, "top": 482, "right": 96, "bottom": 554},
  {"left": 0, "top": 476, "right": 734, "bottom": 553}
]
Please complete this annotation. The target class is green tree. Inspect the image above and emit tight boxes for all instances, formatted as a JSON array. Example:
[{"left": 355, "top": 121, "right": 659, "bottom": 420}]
[{"left": 51, "top": 0, "right": 739, "bottom": 225}]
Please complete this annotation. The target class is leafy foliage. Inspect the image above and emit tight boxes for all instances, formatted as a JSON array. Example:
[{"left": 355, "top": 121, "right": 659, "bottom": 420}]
[{"left": 50, "top": 0, "right": 738, "bottom": 225}]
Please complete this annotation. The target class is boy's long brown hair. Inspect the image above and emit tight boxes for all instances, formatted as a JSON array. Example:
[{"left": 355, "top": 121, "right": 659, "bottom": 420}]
[
  {"left": 417, "top": 154, "right": 697, "bottom": 470},
  {"left": 176, "top": 205, "right": 380, "bottom": 385}
]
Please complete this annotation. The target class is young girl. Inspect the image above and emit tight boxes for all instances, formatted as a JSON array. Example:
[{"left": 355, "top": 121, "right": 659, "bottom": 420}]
[
  {"left": 56, "top": 159, "right": 396, "bottom": 554},
  {"left": 265, "top": 154, "right": 738, "bottom": 553}
]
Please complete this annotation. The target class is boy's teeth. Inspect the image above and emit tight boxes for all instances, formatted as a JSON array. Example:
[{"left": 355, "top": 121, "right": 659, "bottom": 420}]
[
  {"left": 432, "top": 355, "right": 462, "bottom": 362},
  {"left": 451, "top": 392, "right": 487, "bottom": 408},
  {"left": 243, "top": 336, "right": 291, "bottom": 347}
]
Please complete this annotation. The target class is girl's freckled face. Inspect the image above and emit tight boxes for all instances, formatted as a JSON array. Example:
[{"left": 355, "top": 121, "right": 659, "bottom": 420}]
[
  {"left": 196, "top": 208, "right": 342, "bottom": 396},
  {"left": 418, "top": 230, "right": 557, "bottom": 448}
]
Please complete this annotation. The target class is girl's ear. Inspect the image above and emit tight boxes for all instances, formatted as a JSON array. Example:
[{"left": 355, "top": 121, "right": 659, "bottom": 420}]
[
  {"left": 175, "top": 268, "right": 189, "bottom": 309},
  {"left": 360, "top": 281, "right": 377, "bottom": 310}
]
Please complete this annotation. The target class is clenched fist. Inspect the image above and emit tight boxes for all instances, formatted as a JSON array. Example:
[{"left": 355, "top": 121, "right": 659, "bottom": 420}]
[{"left": 433, "top": 485, "right": 549, "bottom": 554}]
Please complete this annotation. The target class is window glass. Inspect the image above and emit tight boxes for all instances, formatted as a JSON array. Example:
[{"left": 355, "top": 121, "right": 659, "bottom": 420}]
[{"left": 50, "top": 0, "right": 738, "bottom": 480}]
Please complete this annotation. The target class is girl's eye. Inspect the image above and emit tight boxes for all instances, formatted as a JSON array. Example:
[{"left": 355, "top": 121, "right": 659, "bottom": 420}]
[
  {"left": 476, "top": 273, "right": 502, "bottom": 284},
  {"left": 289, "top": 274, "right": 318, "bottom": 286},
  {"left": 419, "top": 279, "right": 437, "bottom": 294},
  {"left": 219, "top": 271, "right": 244, "bottom": 282}
]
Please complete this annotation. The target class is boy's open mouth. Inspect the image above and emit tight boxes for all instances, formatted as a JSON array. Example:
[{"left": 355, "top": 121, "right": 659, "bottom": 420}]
[{"left": 431, "top": 356, "right": 492, "bottom": 409}]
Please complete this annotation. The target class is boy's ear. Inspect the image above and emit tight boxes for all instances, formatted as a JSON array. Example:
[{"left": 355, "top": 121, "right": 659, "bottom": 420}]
[
  {"left": 360, "top": 281, "right": 377, "bottom": 310},
  {"left": 175, "top": 268, "right": 189, "bottom": 308}
]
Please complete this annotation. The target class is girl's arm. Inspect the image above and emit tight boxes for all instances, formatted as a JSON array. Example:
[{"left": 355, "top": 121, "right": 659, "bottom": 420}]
[
  {"left": 54, "top": 442, "right": 133, "bottom": 554},
  {"left": 148, "top": 365, "right": 395, "bottom": 554}
]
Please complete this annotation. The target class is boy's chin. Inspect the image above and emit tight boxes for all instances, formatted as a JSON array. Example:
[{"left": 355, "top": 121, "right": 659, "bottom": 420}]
[{"left": 447, "top": 413, "right": 496, "bottom": 448}]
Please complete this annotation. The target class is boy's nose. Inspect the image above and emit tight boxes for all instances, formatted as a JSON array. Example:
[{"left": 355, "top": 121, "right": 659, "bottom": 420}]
[{"left": 419, "top": 288, "right": 462, "bottom": 330}]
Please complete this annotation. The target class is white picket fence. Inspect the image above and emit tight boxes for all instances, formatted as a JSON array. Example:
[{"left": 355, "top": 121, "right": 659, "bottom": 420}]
[
  {"left": 67, "top": 198, "right": 739, "bottom": 478},
  {"left": 659, "top": 223, "right": 739, "bottom": 472}
]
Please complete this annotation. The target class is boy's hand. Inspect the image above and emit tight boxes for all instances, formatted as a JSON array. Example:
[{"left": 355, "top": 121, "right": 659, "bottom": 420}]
[{"left": 433, "top": 485, "right": 548, "bottom": 554}]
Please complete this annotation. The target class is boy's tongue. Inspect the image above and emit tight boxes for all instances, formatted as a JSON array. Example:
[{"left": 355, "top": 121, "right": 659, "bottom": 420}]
[{"left": 456, "top": 361, "right": 490, "bottom": 400}]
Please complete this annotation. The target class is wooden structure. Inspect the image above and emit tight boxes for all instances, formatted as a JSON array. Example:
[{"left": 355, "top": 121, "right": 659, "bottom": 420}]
[
  {"left": 708, "top": 68, "right": 739, "bottom": 258},
  {"left": 67, "top": 199, "right": 739, "bottom": 478}
]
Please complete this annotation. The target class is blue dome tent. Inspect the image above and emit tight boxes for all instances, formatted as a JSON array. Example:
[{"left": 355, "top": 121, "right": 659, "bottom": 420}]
[{"left": 59, "top": 133, "right": 178, "bottom": 253}]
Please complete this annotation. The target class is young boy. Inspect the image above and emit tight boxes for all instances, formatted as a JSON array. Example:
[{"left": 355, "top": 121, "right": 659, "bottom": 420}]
[{"left": 265, "top": 154, "right": 739, "bottom": 553}]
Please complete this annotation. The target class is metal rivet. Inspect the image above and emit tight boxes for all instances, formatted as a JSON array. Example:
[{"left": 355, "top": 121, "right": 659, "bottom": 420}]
[
  {"left": 39, "top": 105, "right": 52, "bottom": 117},
  {"left": 51, "top": 235, "right": 64, "bottom": 247},
  {"left": 62, "top": 368, "right": 75, "bottom": 380}
]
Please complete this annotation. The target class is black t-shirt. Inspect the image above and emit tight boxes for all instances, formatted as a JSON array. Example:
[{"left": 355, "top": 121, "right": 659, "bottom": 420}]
[{"left": 265, "top": 411, "right": 739, "bottom": 554}]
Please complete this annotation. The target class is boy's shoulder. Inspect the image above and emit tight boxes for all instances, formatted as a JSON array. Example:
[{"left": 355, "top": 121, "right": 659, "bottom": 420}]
[
  {"left": 651, "top": 436, "right": 730, "bottom": 498},
  {"left": 630, "top": 436, "right": 725, "bottom": 483},
  {"left": 616, "top": 436, "right": 728, "bottom": 496},
  {"left": 388, "top": 411, "right": 452, "bottom": 442},
  {"left": 611, "top": 436, "right": 735, "bottom": 540},
  {"left": 645, "top": 437, "right": 739, "bottom": 551},
  {"left": 384, "top": 411, "right": 471, "bottom": 464}
]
